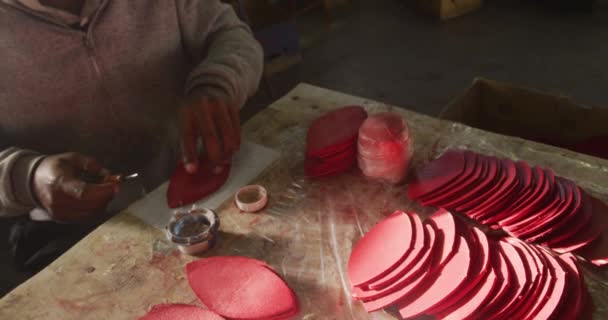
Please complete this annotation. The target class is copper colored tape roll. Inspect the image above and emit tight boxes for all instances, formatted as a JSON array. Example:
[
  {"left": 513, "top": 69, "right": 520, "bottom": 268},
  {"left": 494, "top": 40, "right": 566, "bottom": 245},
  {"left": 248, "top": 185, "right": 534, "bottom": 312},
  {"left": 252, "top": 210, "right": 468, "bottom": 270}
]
[{"left": 235, "top": 185, "right": 268, "bottom": 213}]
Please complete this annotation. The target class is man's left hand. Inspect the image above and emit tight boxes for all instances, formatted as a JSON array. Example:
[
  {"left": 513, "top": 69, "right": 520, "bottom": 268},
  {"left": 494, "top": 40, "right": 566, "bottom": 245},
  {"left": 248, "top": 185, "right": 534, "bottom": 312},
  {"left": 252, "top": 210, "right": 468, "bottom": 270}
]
[{"left": 178, "top": 88, "right": 241, "bottom": 174}]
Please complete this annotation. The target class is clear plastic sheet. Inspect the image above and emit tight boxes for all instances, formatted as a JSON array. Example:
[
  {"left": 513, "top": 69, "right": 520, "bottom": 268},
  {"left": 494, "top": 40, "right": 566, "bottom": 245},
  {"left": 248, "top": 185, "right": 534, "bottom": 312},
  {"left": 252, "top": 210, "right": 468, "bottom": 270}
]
[
  {"left": 358, "top": 112, "right": 414, "bottom": 185},
  {"left": 212, "top": 117, "right": 608, "bottom": 319}
]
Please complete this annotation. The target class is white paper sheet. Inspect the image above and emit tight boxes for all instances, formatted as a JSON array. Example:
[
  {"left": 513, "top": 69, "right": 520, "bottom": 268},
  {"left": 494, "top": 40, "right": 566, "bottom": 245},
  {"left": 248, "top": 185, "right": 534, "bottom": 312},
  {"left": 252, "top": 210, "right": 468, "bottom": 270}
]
[{"left": 127, "top": 142, "right": 280, "bottom": 229}]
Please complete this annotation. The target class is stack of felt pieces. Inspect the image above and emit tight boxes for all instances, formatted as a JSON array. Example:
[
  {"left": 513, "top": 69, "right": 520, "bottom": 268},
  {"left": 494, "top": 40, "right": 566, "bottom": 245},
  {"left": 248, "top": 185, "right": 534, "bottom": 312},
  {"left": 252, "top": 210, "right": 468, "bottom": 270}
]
[
  {"left": 357, "top": 112, "right": 414, "bottom": 184},
  {"left": 139, "top": 256, "right": 299, "bottom": 320},
  {"left": 305, "top": 106, "right": 368, "bottom": 177},
  {"left": 347, "top": 209, "right": 593, "bottom": 320},
  {"left": 407, "top": 149, "right": 608, "bottom": 267}
]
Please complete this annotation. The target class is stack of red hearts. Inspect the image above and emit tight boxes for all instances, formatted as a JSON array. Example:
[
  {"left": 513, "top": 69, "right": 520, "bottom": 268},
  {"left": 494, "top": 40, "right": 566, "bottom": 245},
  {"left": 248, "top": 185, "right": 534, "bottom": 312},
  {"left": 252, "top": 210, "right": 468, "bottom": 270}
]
[
  {"left": 305, "top": 106, "right": 368, "bottom": 178},
  {"left": 357, "top": 112, "right": 413, "bottom": 184},
  {"left": 407, "top": 149, "right": 608, "bottom": 266},
  {"left": 348, "top": 209, "right": 593, "bottom": 319},
  {"left": 139, "top": 256, "right": 299, "bottom": 320}
]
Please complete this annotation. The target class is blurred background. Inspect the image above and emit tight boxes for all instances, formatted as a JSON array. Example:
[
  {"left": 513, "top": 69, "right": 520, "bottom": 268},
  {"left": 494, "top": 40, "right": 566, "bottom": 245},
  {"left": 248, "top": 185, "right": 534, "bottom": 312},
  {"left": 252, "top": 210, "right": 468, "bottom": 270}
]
[{"left": 232, "top": 0, "right": 608, "bottom": 118}]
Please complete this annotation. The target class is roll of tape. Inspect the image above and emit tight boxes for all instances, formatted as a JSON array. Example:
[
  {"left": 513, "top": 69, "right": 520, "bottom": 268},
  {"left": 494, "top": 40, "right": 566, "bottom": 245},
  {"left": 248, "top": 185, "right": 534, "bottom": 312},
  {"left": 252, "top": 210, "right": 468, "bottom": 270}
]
[{"left": 235, "top": 185, "right": 268, "bottom": 213}]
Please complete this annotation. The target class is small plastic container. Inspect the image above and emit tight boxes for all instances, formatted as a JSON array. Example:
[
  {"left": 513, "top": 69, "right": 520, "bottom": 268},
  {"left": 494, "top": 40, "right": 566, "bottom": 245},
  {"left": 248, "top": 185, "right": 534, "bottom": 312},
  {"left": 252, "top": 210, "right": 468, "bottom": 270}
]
[{"left": 166, "top": 207, "right": 220, "bottom": 255}]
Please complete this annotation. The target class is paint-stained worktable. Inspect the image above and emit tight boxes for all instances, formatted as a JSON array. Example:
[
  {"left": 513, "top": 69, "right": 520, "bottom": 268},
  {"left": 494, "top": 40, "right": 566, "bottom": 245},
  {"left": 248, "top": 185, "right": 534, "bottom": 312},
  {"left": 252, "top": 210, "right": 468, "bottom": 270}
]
[{"left": 1, "top": 84, "right": 607, "bottom": 320}]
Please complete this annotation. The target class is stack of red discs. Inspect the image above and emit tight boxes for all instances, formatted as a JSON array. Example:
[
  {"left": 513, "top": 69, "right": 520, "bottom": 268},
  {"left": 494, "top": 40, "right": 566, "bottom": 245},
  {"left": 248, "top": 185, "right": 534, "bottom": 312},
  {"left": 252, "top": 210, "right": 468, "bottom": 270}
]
[
  {"left": 357, "top": 112, "right": 413, "bottom": 184},
  {"left": 305, "top": 106, "right": 368, "bottom": 178}
]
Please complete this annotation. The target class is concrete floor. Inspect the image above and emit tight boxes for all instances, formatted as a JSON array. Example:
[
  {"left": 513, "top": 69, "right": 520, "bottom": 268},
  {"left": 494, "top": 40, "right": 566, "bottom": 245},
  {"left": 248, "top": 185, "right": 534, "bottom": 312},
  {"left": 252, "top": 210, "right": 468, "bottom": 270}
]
[{"left": 245, "top": 0, "right": 608, "bottom": 120}]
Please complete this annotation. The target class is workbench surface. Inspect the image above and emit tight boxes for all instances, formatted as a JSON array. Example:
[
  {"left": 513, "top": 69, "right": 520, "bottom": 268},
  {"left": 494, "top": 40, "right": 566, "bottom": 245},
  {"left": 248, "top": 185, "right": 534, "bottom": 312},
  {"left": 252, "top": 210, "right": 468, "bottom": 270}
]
[{"left": 1, "top": 84, "right": 607, "bottom": 320}]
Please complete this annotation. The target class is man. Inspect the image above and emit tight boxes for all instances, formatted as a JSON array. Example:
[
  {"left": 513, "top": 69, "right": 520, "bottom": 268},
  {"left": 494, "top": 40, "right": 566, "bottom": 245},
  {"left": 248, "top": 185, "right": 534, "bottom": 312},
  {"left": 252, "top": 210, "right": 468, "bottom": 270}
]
[{"left": 0, "top": 0, "right": 263, "bottom": 286}]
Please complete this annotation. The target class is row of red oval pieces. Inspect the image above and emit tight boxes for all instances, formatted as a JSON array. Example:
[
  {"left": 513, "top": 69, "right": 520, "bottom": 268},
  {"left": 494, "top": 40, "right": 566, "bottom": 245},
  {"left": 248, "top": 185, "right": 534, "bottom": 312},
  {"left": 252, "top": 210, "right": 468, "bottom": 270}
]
[
  {"left": 408, "top": 149, "right": 608, "bottom": 267},
  {"left": 140, "top": 256, "right": 299, "bottom": 320},
  {"left": 347, "top": 209, "right": 591, "bottom": 320}
]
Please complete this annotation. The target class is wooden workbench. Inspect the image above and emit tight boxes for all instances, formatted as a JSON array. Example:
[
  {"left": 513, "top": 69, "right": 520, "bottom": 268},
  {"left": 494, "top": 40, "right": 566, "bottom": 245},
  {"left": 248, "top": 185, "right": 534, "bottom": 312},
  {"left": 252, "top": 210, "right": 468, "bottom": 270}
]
[{"left": 1, "top": 84, "right": 607, "bottom": 320}]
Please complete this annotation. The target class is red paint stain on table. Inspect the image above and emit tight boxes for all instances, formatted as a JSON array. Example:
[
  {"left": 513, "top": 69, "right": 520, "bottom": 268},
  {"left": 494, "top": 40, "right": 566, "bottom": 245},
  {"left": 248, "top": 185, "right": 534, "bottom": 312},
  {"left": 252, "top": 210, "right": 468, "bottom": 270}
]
[
  {"left": 56, "top": 298, "right": 98, "bottom": 313},
  {"left": 249, "top": 215, "right": 262, "bottom": 226},
  {"left": 149, "top": 250, "right": 183, "bottom": 292},
  {"left": 149, "top": 250, "right": 180, "bottom": 269},
  {"left": 279, "top": 227, "right": 291, "bottom": 237}
]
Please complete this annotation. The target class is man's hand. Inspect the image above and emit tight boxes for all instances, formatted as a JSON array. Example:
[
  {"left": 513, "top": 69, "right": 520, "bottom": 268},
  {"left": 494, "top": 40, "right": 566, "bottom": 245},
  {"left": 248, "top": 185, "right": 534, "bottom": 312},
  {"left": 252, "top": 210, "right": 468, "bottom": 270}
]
[
  {"left": 32, "top": 153, "right": 118, "bottom": 223},
  {"left": 179, "top": 89, "right": 241, "bottom": 174}
]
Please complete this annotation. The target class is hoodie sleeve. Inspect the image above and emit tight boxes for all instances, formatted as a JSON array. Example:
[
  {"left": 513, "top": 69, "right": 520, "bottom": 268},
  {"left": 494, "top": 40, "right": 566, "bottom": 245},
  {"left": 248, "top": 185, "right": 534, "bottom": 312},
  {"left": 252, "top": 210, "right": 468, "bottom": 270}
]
[
  {"left": 0, "top": 147, "right": 45, "bottom": 217},
  {"left": 176, "top": 0, "right": 264, "bottom": 109}
]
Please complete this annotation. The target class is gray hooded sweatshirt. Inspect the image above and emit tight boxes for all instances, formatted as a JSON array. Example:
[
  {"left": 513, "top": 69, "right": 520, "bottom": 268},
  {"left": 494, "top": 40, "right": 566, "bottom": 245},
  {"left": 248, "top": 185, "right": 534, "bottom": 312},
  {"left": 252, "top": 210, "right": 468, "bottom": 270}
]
[{"left": 0, "top": 0, "right": 264, "bottom": 217}]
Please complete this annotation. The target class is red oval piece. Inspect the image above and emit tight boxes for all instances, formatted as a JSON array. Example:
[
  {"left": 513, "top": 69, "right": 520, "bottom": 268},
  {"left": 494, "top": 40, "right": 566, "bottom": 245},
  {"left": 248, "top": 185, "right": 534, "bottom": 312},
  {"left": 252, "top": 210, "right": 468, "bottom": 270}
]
[
  {"left": 420, "top": 152, "right": 481, "bottom": 207},
  {"left": 475, "top": 245, "right": 514, "bottom": 320},
  {"left": 436, "top": 246, "right": 501, "bottom": 320},
  {"left": 488, "top": 241, "right": 531, "bottom": 319},
  {"left": 506, "top": 243, "right": 552, "bottom": 320},
  {"left": 500, "top": 167, "right": 554, "bottom": 227},
  {"left": 505, "top": 181, "right": 563, "bottom": 237},
  {"left": 167, "top": 158, "right": 231, "bottom": 208},
  {"left": 186, "top": 256, "right": 298, "bottom": 320},
  {"left": 575, "top": 229, "right": 608, "bottom": 267},
  {"left": 546, "top": 192, "right": 605, "bottom": 253},
  {"left": 426, "top": 227, "right": 492, "bottom": 315},
  {"left": 138, "top": 304, "right": 225, "bottom": 320},
  {"left": 497, "top": 166, "right": 547, "bottom": 227},
  {"left": 407, "top": 149, "right": 467, "bottom": 200},
  {"left": 558, "top": 254, "right": 584, "bottom": 319},
  {"left": 469, "top": 159, "right": 518, "bottom": 220},
  {"left": 443, "top": 156, "right": 499, "bottom": 210},
  {"left": 512, "top": 178, "right": 571, "bottom": 239},
  {"left": 365, "top": 213, "right": 426, "bottom": 290},
  {"left": 531, "top": 248, "right": 569, "bottom": 320},
  {"left": 397, "top": 233, "right": 472, "bottom": 319},
  {"left": 305, "top": 147, "right": 357, "bottom": 177},
  {"left": 353, "top": 224, "right": 442, "bottom": 306},
  {"left": 500, "top": 167, "right": 553, "bottom": 227},
  {"left": 482, "top": 161, "right": 534, "bottom": 224},
  {"left": 347, "top": 211, "right": 414, "bottom": 288},
  {"left": 429, "top": 209, "right": 461, "bottom": 266},
  {"left": 455, "top": 156, "right": 504, "bottom": 212},
  {"left": 526, "top": 179, "right": 583, "bottom": 243},
  {"left": 357, "top": 223, "right": 438, "bottom": 312},
  {"left": 306, "top": 106, "right": 368, "bottom": 157}
]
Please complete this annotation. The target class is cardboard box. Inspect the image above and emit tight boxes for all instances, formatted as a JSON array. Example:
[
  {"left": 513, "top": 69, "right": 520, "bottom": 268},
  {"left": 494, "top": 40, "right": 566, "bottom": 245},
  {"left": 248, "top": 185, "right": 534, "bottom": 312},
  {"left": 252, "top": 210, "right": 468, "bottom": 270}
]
[
  {"left": 440, "top": 78, "right": 608, "bottom": 159},
  {"left": 415, "top": 0, "right": 483, "bottom": 20}
]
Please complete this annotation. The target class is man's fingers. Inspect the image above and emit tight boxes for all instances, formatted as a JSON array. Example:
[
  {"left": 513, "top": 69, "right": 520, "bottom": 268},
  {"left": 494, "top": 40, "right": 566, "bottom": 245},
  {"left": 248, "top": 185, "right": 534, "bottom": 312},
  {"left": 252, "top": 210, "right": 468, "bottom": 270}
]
[
  {"left": 214, "top": 99, "right": 238, "bottom": 156},
  {"left": 53, "top": 191, "right": 110, "bottom": 212},
  {"left": 179, "top": 107, "right": 199, "bottom": 173},
  {"left": 60, "top": 177, "right": 116, "bottom": 203},
  {"left": 80, "top": 183, "right": 117, "bottom": 204},
  {"left": 49, "top": 182, "right": 116, "bottom": 223},
  {"left": 60, "top": 177, "right": 87, "bottom": 200},
  {"left": 227, "top": 104, "right": 242, "bottom": 150},
  {"left": 65, "top": 153, "right": 110, "bottom": 176},
  {"left": 197, "top": 97, "right": 223, "bottom": 164}
]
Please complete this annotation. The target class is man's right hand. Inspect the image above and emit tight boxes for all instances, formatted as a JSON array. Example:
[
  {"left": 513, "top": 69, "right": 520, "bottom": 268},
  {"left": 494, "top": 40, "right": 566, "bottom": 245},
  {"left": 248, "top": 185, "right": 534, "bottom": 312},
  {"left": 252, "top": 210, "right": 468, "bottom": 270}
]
[{"left": 32, "top": 152, "right": 119, "bottom": 223}]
